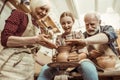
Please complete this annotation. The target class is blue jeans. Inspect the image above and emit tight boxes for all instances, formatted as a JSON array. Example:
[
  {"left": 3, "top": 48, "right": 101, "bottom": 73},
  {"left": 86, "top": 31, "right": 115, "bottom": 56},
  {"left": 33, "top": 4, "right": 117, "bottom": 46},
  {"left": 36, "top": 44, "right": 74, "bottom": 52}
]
[{"left": 37, "top": 61, "right": 98, "bottom": 80}]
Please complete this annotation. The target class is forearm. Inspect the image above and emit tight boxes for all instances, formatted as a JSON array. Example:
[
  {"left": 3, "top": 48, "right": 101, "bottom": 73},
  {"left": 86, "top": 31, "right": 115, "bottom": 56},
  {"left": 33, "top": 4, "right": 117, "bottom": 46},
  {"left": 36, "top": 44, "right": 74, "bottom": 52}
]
[
  {"left": 7, "top": 36, "right": 37, "bottom": 47},
  {"left": 85, "top": 33, "right": 109, "bottom": 45},
  {"left": 7, "top": 35, "right": 56, "bottom": 49}
]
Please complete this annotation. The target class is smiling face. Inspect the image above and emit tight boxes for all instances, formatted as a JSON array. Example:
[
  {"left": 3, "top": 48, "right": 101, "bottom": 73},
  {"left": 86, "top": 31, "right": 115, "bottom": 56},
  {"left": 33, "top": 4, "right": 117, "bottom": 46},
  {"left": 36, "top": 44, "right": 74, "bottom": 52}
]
[
  {"left": 84, "top": 13, "right": 101, "bottom": 35},
  {"left": 60, "top": 12, "right": 74, "bottom": 34},
  {"left": 32, "top": 5, "right": 50, "bottom": 20},
  {"left": 30, "top": 0, "right": 50, "bottom": 20},
  {"left": 60, "top": 16, "right": 74, "bottom": 34}
]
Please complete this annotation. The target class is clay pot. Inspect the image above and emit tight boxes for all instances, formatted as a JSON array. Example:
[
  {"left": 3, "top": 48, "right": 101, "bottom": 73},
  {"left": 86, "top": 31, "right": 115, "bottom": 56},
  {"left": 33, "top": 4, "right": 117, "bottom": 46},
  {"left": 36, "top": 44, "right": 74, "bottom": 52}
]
[
  {"left": 96, "top": 55, "right": 116, "bottom": 69},
  {"left": 56, "top": 46, "right": 71, "bottom": 62}
]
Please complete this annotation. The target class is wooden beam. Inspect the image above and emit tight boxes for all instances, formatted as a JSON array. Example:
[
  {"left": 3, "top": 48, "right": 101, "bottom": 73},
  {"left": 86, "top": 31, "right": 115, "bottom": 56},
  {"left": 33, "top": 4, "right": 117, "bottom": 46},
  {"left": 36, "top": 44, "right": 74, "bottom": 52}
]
[
  {"left": 8, "top": 0, "right": 30, "bottom": 13},
  {"left": 44, "top": 16, "right": 60, "bottom": 33}
]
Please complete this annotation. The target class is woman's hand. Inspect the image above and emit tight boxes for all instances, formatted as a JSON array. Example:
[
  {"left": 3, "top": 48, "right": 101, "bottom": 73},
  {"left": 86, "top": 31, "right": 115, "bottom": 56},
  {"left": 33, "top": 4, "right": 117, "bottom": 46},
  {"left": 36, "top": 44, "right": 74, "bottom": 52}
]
[
  {"left": 36, "top": 34, "right": 49, "bottom": 42},
  {"left": 36, "top": 34, "right": 57, "bottom": 49}
]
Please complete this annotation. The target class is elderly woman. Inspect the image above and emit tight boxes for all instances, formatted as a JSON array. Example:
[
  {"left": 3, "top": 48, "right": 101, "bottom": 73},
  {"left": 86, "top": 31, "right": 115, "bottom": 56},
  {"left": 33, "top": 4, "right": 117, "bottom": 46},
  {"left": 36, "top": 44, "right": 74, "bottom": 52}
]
[{"left": 0, "top": 0, "right": 56, "bottom": 80}]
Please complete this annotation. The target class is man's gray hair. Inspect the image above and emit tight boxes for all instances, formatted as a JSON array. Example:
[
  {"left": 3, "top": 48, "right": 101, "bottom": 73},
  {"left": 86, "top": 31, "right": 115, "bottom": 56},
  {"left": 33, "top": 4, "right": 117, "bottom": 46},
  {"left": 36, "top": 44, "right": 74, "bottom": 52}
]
[{"left": 84, "top": 12, "right": 101, "bottom": 21}]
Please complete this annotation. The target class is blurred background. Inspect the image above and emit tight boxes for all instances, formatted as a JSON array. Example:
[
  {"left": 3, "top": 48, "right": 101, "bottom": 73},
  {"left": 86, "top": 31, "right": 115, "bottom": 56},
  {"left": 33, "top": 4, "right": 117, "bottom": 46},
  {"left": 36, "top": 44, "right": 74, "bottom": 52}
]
[
  {"left": 0, "top": 0, "right": 120, "bottom": 78},
  {"left": 0, "top": 0, "right": 120, "bottom": 32},
  {"left": 0, "top": 0, "right": 120, "bottom": 56}
]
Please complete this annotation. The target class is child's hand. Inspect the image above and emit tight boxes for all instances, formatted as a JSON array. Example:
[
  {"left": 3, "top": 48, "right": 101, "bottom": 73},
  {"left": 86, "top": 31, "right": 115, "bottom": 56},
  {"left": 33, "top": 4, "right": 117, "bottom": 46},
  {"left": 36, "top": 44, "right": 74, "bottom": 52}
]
[{"left": 52, "top": 54, "right": 58, "bottom": 62}]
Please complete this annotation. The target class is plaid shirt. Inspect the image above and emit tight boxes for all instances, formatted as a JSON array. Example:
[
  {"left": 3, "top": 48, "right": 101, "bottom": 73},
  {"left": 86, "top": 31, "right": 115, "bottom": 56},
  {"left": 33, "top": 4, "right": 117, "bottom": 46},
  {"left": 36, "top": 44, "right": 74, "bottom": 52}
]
[
  {"left": 1, "top": 9, "right": 37, "bottom": 47},
  {"left": 84, "top": 25, "right": 118, "bottom": 55}
]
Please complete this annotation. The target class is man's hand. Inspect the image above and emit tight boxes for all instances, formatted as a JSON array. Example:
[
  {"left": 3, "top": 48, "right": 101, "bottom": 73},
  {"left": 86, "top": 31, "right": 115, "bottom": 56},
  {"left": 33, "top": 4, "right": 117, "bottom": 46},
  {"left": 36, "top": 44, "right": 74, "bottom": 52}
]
[
  {"left": 65, "top": 39, "right": 87, "bottom": 49},
  {"left": 89, "top": 50, "right": 103, "bottom": 59},
  {"left": 67, "top": 52, "right": 87, "bottom": 62}
]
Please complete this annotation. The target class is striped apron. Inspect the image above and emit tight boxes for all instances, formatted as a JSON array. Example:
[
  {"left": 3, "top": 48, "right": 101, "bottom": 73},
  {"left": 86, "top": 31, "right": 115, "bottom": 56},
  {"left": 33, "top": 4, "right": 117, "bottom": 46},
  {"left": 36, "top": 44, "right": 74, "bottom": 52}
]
[{"left": 0, "top": 14, "right": 40, "bottom": 80}]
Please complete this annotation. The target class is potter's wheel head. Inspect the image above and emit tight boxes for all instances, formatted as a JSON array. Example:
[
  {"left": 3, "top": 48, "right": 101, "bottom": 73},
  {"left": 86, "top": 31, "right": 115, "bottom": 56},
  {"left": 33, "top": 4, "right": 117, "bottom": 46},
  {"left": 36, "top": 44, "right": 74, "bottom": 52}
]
[{"left": 48, "top": 62, "right": 79, "bottom": 70}]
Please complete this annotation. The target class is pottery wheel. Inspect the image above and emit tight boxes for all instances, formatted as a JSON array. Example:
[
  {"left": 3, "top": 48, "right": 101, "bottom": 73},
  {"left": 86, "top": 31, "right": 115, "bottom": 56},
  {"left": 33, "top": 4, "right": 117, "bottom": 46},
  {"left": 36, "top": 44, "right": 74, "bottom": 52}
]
[{"left": 48, "top": 62, "right": 79, "bottom": 70}]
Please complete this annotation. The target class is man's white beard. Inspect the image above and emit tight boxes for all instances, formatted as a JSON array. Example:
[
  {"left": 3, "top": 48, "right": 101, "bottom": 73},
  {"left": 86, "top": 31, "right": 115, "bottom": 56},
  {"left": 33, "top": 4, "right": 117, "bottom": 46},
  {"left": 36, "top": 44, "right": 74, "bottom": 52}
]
[{"left": 87, "top": 26, "right": 99, "bottom": 35}]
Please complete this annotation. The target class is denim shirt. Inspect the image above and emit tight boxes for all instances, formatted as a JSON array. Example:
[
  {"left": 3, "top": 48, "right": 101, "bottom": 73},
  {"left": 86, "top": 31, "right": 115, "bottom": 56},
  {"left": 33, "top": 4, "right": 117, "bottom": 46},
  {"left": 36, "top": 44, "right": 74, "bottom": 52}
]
[{"left": 84, "top": 25, "right": 118, "bottom": 55}]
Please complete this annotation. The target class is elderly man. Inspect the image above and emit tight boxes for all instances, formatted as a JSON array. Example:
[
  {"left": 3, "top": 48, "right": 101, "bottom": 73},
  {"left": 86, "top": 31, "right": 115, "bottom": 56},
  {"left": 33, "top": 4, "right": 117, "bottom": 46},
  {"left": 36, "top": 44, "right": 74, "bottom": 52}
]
[
  {"left": 0, "top": 0, "right": 56, "bottom": 80},
  {"left": 66, "top": 12, "right": 119, "bottom": 71}
]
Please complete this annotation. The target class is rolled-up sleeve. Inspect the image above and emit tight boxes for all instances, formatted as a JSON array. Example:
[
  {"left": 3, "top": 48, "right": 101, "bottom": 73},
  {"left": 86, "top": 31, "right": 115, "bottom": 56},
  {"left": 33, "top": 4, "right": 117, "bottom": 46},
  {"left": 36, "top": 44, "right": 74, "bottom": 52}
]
[
  {"left": 101, "top": 25, "right": 117, "bottom": 43},
  {"left": 1, "top": 10, "right": 26, "bottom": 47}
]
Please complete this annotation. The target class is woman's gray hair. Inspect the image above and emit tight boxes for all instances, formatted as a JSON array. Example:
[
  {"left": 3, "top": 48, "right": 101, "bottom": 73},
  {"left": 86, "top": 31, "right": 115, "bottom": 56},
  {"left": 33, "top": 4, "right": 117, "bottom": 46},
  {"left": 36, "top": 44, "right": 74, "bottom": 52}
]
[{"left": 30, "top": 0, "right": 51, "bottom": 12}]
